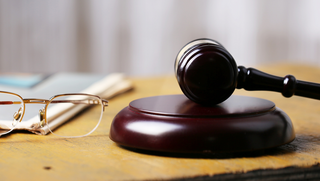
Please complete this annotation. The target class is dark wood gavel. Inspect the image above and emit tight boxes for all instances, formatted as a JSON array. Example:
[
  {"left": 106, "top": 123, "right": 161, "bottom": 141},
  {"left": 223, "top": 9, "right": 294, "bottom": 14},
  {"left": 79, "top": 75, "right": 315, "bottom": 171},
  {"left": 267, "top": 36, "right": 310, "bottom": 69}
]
[{"left": 175, "top": 38, "right": 320, "bottom": 105}]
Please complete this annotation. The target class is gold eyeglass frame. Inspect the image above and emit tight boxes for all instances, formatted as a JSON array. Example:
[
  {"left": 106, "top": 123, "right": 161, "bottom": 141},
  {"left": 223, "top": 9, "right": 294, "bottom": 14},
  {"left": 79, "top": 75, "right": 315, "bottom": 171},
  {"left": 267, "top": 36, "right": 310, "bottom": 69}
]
[{"left": 0, "top": 91, "right": 108, "bottom": 137}]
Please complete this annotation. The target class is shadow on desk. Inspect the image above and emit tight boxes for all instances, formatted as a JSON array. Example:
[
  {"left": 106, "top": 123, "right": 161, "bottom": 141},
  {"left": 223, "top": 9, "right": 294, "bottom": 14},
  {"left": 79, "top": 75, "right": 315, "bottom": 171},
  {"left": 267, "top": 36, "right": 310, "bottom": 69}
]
[
  {"left": 115, "top": 133, "right": 320, "bottom": 181},
  {"left": 118, "top": 144, "right": 294, "bottom": 159}
]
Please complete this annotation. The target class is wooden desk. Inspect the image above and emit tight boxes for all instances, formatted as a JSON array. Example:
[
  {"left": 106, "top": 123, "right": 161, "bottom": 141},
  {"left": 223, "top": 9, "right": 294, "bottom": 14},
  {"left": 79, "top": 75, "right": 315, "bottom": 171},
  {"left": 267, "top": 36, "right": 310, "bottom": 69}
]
[{"left": 1, "top": 64, "right": 320, "bottom": 180}]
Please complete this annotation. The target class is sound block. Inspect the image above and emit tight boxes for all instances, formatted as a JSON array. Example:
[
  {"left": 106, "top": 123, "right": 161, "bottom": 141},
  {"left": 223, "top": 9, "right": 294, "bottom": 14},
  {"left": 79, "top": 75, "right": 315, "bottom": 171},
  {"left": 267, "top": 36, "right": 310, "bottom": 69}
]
[{"left": 110, "top": 95, "right": 295, "bottom": 153}]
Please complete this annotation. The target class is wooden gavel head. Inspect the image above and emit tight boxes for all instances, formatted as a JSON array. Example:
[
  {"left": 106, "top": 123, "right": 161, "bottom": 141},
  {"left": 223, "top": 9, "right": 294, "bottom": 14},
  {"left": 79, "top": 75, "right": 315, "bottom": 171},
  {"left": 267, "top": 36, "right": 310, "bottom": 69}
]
[
  {"left": 175, "top": 38, "right": 320, "bottom": 105},
  {"left": 175, "top": 39, "right": 238, "bottom": 105}
]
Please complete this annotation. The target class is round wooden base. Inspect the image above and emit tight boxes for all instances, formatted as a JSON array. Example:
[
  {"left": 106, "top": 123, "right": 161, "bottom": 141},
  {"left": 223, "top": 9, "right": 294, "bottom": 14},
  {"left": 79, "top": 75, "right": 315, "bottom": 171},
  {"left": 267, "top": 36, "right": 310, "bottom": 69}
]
[{"left": 110, "top": 95, "right": 295, "bottom": 153}]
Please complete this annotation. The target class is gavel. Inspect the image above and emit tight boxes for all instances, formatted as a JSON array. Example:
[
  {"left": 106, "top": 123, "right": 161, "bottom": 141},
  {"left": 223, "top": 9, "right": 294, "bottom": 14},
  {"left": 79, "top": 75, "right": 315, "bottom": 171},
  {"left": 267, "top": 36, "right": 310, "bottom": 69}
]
[{"left": 175, "top": 38, "right": 320, "bottom": 105}]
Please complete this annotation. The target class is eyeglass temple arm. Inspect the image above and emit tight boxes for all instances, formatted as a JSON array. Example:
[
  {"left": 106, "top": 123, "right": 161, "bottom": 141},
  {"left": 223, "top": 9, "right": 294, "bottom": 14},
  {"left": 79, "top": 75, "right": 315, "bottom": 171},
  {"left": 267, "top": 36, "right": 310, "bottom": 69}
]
[
  {"left": 0, "top": 99, "right": 108, "bottom": 110},
  {"left": 0, "top": 100, "right": 107, "bottom": 105},
  {"left": 50, "top": 99, "right": 107, "bottom": 104},
  {"left": 0, "top": 101, "right": 18, "bottom": 105},
  {"left": 50, "top": 99, "right": 109, "bottom": 111}
]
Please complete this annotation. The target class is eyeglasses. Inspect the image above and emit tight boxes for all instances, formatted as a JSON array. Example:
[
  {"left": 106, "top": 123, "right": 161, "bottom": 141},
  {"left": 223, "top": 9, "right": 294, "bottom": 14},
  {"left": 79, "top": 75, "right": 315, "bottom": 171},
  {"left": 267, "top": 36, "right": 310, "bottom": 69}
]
[{"left": 0, "top": 91, "right": 108, "bottom": 138}]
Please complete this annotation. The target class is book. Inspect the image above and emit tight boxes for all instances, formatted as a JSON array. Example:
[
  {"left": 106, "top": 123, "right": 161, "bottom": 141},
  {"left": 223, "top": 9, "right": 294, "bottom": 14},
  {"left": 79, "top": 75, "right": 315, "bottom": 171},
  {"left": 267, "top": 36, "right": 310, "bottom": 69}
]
[
  {"left": 0, "top": 73, "right": 132, "bottom": 135},
  {"left": 0, "top": 73, "right": 51, "bottom": 88}
]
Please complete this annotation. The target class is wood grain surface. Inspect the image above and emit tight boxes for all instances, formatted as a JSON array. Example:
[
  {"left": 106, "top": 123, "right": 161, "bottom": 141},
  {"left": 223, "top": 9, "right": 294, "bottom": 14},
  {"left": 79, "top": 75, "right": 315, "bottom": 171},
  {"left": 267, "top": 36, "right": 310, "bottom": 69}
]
[{"left": 1, "top": 64, "right": 320, "bottom": 181}]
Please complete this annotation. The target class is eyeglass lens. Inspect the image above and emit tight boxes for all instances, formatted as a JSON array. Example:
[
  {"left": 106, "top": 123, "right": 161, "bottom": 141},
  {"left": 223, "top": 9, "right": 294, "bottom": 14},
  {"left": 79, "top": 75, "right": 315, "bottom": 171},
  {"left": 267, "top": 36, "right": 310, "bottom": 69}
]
[
  {"left": 46, "top": 94, "right": 104, "bottom": 137},
  {"left": 0, "top": 92, "right": 24, "bottom": 135}
]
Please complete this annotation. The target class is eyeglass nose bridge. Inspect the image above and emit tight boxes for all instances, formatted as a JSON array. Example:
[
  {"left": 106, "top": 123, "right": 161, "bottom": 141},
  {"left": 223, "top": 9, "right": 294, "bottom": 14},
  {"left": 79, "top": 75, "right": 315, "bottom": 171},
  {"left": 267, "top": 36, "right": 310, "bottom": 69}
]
[
  {"left": 23, "top": 99, "right": 49, "bottom": 104},
  {"left": 39, "top": 108, "right": 46, "bottom": 128}
]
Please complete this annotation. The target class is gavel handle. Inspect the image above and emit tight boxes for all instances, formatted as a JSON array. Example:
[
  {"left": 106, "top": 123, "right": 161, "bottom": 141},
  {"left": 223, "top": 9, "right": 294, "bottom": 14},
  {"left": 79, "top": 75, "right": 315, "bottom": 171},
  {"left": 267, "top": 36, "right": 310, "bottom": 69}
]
[{"left": 237, "top": 66, "right": 320, "bottom": 100}]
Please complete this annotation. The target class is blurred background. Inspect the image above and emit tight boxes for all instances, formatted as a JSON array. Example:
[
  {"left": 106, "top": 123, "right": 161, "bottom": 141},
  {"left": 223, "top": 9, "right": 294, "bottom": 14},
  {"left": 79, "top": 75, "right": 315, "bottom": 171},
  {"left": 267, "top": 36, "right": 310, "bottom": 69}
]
[{"left": 0, "top": 0, "right": 320, "bottom": 76}]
